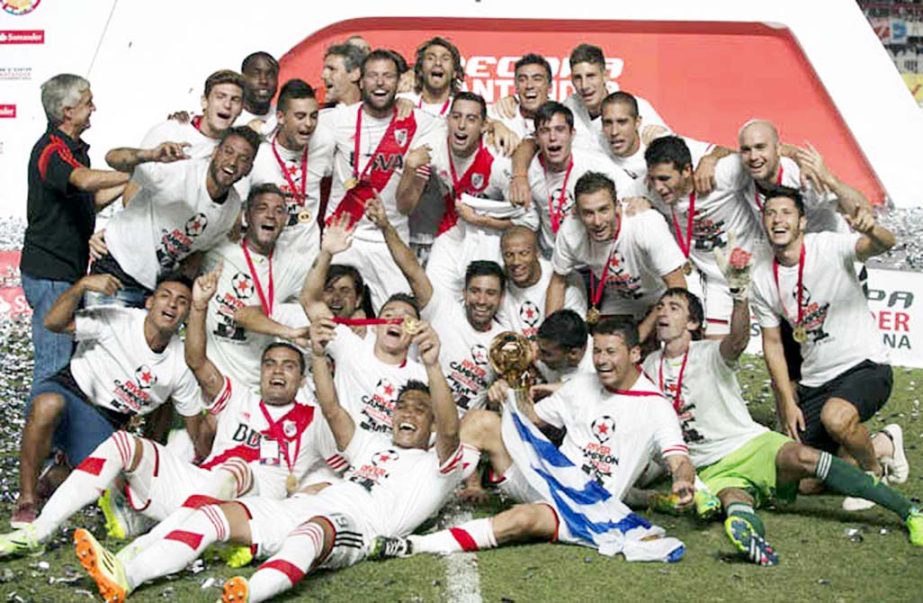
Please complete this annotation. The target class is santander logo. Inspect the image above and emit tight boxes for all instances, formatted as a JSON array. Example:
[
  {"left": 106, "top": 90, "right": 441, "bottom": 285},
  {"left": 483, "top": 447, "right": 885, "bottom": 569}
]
[{"left": 0, "top": 30, "right": 44, "bottom": 44}]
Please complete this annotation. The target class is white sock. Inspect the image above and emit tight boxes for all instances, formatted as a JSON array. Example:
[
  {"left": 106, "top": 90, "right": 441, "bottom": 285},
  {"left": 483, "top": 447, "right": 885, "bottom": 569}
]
[
  {"left": 32, "top": 431, "right": 135, "bottom": 542},
  {"left": 123, "top": 504, "right": 230, "bottom": 589},
  {"left": 248, "top": 521, "right": 325, "bottom": 602},
  {"left": 410, "top": 517, "right": 497, "bottom": 554}
]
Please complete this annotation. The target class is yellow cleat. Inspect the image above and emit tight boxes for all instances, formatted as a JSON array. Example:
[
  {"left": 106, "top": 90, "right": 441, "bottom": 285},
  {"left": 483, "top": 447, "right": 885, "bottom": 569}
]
[
  {"left": 74, "top": 528, "right": 129, "bottom": 603},
  {"left": 98, "top": 489, "right": 126, "bottom": 540}
]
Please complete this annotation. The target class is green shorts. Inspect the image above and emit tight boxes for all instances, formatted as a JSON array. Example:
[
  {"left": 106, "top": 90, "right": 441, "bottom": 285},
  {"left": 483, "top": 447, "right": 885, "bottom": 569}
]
[{"left": 698, "top": 431, "right": 798, "bottom": 508}]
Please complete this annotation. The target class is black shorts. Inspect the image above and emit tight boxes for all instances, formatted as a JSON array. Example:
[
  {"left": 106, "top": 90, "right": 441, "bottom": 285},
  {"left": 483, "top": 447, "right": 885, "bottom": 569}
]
[
  {"left": 779, "top": 320, "right": 802, "bottom": 382},
  {"left": 796, "top": 360, "right": 892, "bottom": 452}
]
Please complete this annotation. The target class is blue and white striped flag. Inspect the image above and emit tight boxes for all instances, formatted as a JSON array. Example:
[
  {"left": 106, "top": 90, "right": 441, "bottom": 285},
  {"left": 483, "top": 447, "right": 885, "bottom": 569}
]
[{"left": 501, "top": 395, "right": 685, "bottom": 562}]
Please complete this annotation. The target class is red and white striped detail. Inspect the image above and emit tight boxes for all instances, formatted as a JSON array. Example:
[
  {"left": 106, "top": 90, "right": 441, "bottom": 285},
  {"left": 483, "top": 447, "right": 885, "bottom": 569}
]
[
  {"left": 439, "top": 445, "right": 464, "bottom": 475},
  {"left": 112, "top": 430, "right": 135, "bottom": 469},
  {"left": 218, "top": 458, "right": 253, "bottom": 496},
  {"left": 200, "top": 505, "right": 228, "bottom": 542},
  {"left": 415, "top": 165, "right": 432, "bottom": 179},
  {"left": 37, "top": 135, "right": 84, "bottom": 181},
  {"left": 662, "top": 443, "right": 690, "bottom": 458},
  {"left": 325, "top": 454, "right": 348, "bottom": 473},
  {"left": 208, "top": 377, "right": 233, "bottom": 415},
  {"left": 259, "top": 559, "right": 305, "bottom": 586}
]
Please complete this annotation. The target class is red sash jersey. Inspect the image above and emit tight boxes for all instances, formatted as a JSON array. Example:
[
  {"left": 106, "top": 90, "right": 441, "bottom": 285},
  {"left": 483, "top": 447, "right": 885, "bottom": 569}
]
[{"left": 21, "top": 126, "right": 96, "bottom": 282}]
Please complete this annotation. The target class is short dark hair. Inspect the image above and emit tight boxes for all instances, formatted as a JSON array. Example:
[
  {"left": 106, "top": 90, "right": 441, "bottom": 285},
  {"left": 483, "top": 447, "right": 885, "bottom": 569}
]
[
  {"left": 569, "top": 43, "right": 605, "bottom": 68},
  {"left": 246, "top": 182, "right": 284, "bottom": 207},
  {"left": 644, "top": 135, "right": 692, "bottom": 172},
  {"left": 241, "top": 51, "right": 279, "bottom": 74},
  {"left": 361, "top": 48, "right": 401, "bottom": 77},
  {"left": 592, "top": 317, "right": 640, "bottom": 349},
  {"left": 262, "top": 341, "right": 306, "bottom": 375},
  {"left": 220, "top": 125, "right": 261, "bottom": 156},
  {"left": 451, "top": 91, "right": 487, "bottom": 120},
  {"left": 414, "top": 36, "right": 464, "bottom": 94},
  {"left": 537, "top": 309, "right": 588, "bottom": 351},
  {"left": 534, "top": 101, "right": 574, "bottom": 131},
  {"left": 325, "top": 43, "right": 365, "bottom": 73},
  {"left": 277, "top": 79, "right": 316, "bottom": 113},
  {"left": 155, "top": 270, "right": 194, "bottom": 292},
  {"left": 600, "top": 91, "right": 639, "bottom": 119},
  {"left": 659, "top": 288, "right": 704, "bottom": 341},
  {"left": 326, "top": 264, "right": 365, "bottom": 298},
  {"left": 760, "top": 183, "right": 805, "bottom": 216},
  {"left": 515, "top": 53, "right": 553, "bottom": 82},
  {"left": 574, "top": 171, "right": 617, "bottom": 206},
  {"left": 380, "top": 292, "right": 421, "bottom": 319},
  {"left": 465, "top": 260, "right": 506, "bottom": 291},
  {"left": 397, "top": 379, "right": 430, "bottom": 401},
  {"left": 204, "top": 69, "right": 245, "bottom": 97}
]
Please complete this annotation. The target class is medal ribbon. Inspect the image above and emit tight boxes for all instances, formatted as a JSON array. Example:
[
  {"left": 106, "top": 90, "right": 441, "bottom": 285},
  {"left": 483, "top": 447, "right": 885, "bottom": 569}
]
[
  {"left": 271, "top": 133, "right": 308, "bottom": 207},
  {"left": 588, "top": 214, "right": 623, "bottom": 311},
  {"left": 437, "top": 141, "right": 494, "bottom": 236},
  {"left": 241, "top": 240, "right": 274, "bottom": 316},
  {"left": 671, "top": 192, "right": 696, "bottom": 260},
  {"left": 539, "top": 155, "right": 575, "bottom": 234},
  {"left": 772, "top": 243, "right": 806, "bottom": 328},
  {"left": 331, "top": 316, "right": 403, "bottom": 327},
  {"left": 258, "top": 402, "right": 306, "bottom": 479},
  {"left": 659, "top": 350, "right": 690, "bottom": 413}
]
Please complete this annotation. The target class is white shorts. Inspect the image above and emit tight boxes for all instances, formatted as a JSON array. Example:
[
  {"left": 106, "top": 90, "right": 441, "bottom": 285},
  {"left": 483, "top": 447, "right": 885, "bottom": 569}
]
[
  {"left": 239, "top": 495, "right": 366, "bottom": 570},
  {"left": 335, "top": 237, "right": 411, "bottom": 311}
]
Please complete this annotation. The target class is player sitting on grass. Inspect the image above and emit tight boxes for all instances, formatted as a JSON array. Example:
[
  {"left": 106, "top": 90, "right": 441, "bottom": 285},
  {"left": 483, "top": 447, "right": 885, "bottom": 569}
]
[{"left": 638, "top": 240, "right": 921, "bottom": 566}]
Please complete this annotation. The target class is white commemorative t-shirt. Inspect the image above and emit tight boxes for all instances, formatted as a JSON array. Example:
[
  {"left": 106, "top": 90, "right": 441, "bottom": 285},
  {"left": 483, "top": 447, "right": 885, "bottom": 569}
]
[
  {"left": 70, "top": 307, "right": 201, "bottom": 418},
  {"left": 397, "top": 92, "right": 453, "bottom": 118},
  {"left": 528, "top": 147, "right": 643, "bottom": 253},
  {"left": 201, "top": 240, "right": 305, "bottom": 389},
  {"left": 610, "top": 135, "right": 713, "bottom": 194},
  {"left": 325, "top": 324, "right": 428, "bottom": 434},
  {"left": 241, "top": 130, "right": 335, "bottom": 264},
  {"left": 320, "top": 103, "right": 444, "bottom": 242},
  {"left": 200, "top": 376, "right": 342, "bottom": 499},
  {"left": 534, "top": 372, "right": 688, "bottom": 499},
  {"left": 139, "top": 118, "right": 220, "bottom": 160},
  {"left": 642, "top": 341, "right": 768, "bottom": 467},
  {"left": 422, "top": 289, "right": 506, "bottom": 414},
  {"left": 535, "top": 340, "right": 595, "bottom": 384},
  {"left": 750, "top": 232, "right": 888, "bottom": 387},
  {"left": 551, "top": 208, "right": 684, "bottom": 318},
  {"left": 298, "top": 428, "right": 466, "bottom": 538},
  {"left": 235, "top": 105, "right": 278, "bottom": 138},
  {"left": 497, "top": 258, "right": 587, "bottom": 340},
  {"left": 487, "top": 103, "right": 536, "bottom": 140},
  {"left": 106, "top": 158, "right": 242, "bottom": 289},
  {"left": 563, "top": 92, "right": 668, "bottom": 155}
]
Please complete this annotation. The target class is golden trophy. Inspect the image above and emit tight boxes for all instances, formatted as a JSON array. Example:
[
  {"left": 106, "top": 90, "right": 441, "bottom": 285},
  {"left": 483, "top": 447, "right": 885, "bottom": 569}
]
[{"left": 488, "top": 331, "right": 534, "bottom": 392}]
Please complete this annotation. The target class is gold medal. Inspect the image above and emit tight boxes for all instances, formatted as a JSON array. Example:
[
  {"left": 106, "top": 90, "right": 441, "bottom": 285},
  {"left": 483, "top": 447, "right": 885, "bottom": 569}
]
[
  {"left": 586, "top": 307, "right": 601, "bottom": 325},
  {"left": 402, "top": 317, "right": 420, "bottom": 336},
  {"left": 793, "top": 325, "right": 807, "bottom": 343},
  {"left": 297, "top": 210, "right": 311, "bottom": 223},
  {"left": 286, "top": 473, "right": 298, "bottom": 494},
  {"left": 682, "top": 261, "right": 693, "bottom": 276},
  {"left": 344, "top": 177, "right": 359, "bottom": 190}
]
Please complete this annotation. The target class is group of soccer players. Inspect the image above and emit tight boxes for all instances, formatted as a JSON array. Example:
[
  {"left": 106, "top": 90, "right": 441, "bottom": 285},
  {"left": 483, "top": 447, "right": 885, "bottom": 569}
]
[{"left": 3, "top": 32, "right": 922, "bottom": 602}]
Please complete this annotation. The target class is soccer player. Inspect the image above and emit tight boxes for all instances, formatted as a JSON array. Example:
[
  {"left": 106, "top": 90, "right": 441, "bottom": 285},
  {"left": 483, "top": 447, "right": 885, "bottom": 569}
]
[
  {"left": 319, "top": 48, "right": 443, "bottom": 309},
  {"left": 368, "top": 196, "right": 506, "bottom": 415},
  {"left": 236, "top": 52, "right": 280, "bottom": 135},
  {"left": 488, "top": 53, "right": 553, "bottom": 139},
  {"left": 369, "top": 319, "right": 695, "bottom": 559},
  {"left": 245, "top": 79, "right": 334, "bottom": 276},
  {"left": 300, "top": 215, "right": 428, "bottom": 434},
  {"left": 548, "top": 172, "right": 686, "bottom": 340},
  {"left": 496, "top": 226, "right": 586, "bottom": 340},
  {"left": 10, "top": 272, "right": 204, "bottom": 526},
  {"left": 750, "top": 186, "right": 907, "bottom": 505},
  {"left": 402, "top": 36, "right": 464, "bottom": 117},
  {"left": 93, "top": 126, "right": 260, "bottom": 305},
  {"left": 645, "top": 136, "right": 761, "bottom": 338},
  {"left": 642, "top": 279, "right": 921, "bottom": 564},
  {"left": 321, "top": 43, "right": 364, "bottom": 107},
  {"left": 201, "top": 183, "right": 307, "bottom": 388},
  {"left": 71, "top": 319, "right": 470, "bottom": 603}
]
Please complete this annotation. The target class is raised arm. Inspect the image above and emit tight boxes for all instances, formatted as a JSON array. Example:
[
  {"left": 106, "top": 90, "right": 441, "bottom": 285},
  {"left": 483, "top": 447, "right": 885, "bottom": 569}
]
[
  {"left": 851, "top": 211, "right": 896, "bottom": 263},
  {"left": 68, "top": 168, "right": 130, "bottom": 194},
  {"left": 234, "top": 305, "right": 310, "bottom": 348},
  {"left": 44, "top": 274, "right": 122, "bottom": 334},
  {"left": 795, "top": 143, "right": 872, "bottom": 217},
  {"left": 508, "top": 138, "right": 537, "bottom": 207},
  {"left": 299, "top": 214, "right": 355, "bottom": 322},
  {"left": 693, "top": 145, "right": 734, "bottom": 196},
  {"left": 714, "top": 240, "right": 753, "bottom": 363},
  {"left": 395, "top": 145, "right": 433, "bottom": 215},
  {"left": 105, "top": 141, "right": 190, "bottom": 173},
  {"left": 415, "top": 323, "right": 460, "bottom": 464},
  {"left": 185, "top": 264, "right": 226, "bottom": 402},
  {"left": 366, "top": 195, "right": 433, "bottom": 307},
  {"left": 309, "top": 318, "right": 356, "bottom": 450}
]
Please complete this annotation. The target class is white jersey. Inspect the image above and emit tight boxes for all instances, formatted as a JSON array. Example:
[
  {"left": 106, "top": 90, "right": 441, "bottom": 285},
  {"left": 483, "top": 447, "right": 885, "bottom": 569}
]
[
  {"left": 235, "top": 105, "right": 278, "bottom": 138},
  {"left": 202, "top": 376, "right": 341, "bottom": 499},
  {"left": 744, "top": 157, "right": 848, "bottom": 234},
  {"left": 242, "top": 131, "right": 335, "bottom": 268},
  {"left": 397, "top": 92, "right": 453, "bottom": 118},
  {"left": 325, "top": 324, "right": 428, "bottom": 434},
  {"left": 487, "top": 104, "right": 536, "bottom": 140},
  {"left": 201, "top": 239, "right": 306, "bottom": 389},
  {"left": 139, "top": 118, "right": 220, "bottom": 160},
  {"left": 106, "top": 158, "right": 242, "bottom": 289},
  {"left": 534, "top": 372, "right": 688, "bottom": 499},
  {"left": 527, "top": 147, "right": 643, "bottom": 253},
  {"left": 551, "top": 208, "right": 685, "bottom": 318},
  {"left": 535, "top": 340, "right": 595, "bottom": 384},
  {"left": 70, "top": 307, "right": 201, "bottom": 418},
  {"left": 563, "top": 92, "right": 667, "bottom": 154},
  {"left": 609, "top": 135, "right": 713, "bottom": 193},
  {"left": 422, "top": 290, "right": 506, "bottom": 414},
  {"left": 497, "top": 258, "right": 587, "bottom": 340},
  {"left": 321, "top": 103, "right": 443, "bottom": 241},
  {"left": 642, "top": 341, "right": 767, "bottom": 467},
  {"left": 750, "top": 232, "right": 888, "bottom": 387}
]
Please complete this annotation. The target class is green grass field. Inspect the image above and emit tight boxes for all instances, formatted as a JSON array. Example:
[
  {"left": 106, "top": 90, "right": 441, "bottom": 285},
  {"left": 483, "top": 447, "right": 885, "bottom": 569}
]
[{"left": 1, "top": 357, "right": 922, "bottom": 602}]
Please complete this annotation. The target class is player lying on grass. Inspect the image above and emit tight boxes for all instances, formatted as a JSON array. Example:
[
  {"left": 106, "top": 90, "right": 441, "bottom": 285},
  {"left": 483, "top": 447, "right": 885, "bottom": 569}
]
[
  {"left": 72, "top": 318, "right": 475, "bottom": 603},
  {"left": 370, "top": 320, "right": 692, "bottom": 562},
  {"left": 637, "top": 239, "right": 921, "bottom": 566}
]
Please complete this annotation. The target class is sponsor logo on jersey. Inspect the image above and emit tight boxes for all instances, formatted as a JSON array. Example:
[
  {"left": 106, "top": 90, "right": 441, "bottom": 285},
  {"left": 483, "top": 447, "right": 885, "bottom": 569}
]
[
  {"left": 134, "top": 365, "right": 156, "bottom": 390},
  {"left": 0, "top": 30, "right": 44, "bottom": 44},
  {"left": 591, "top": 415, "right": 615, "bottom": 443},
  {"left": 185, "top": 213, "right": 208, "bottom": 237},
  {"left": 231, "top": 272, "right": 254, "bottom": 299},
  {"left": 519, "top": 300, "right": 541, "bottom": 327}
]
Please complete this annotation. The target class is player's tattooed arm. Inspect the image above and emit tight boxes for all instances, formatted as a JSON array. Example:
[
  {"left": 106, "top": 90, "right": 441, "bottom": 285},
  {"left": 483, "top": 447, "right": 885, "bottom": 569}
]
[
  {"left": 367, "top": 195, "right": 434, "bottom": 308},
  {"left": 186, "top": 263, "right": 227, "bottom": 402},
  {"left": 105, "top": 141, "right": 190, "bottom": 173},
  {"left": 310, "top": 318, "right": 356, "bottom": 451},
  {"left": 301, "top": 214, "right": 354, "bottom": 322},
  {"left": 44, "top": 273, "right": 123, "bottom": 334},
  {"left": 416, "top": 323, "right": 461, "bottom": 464}
]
